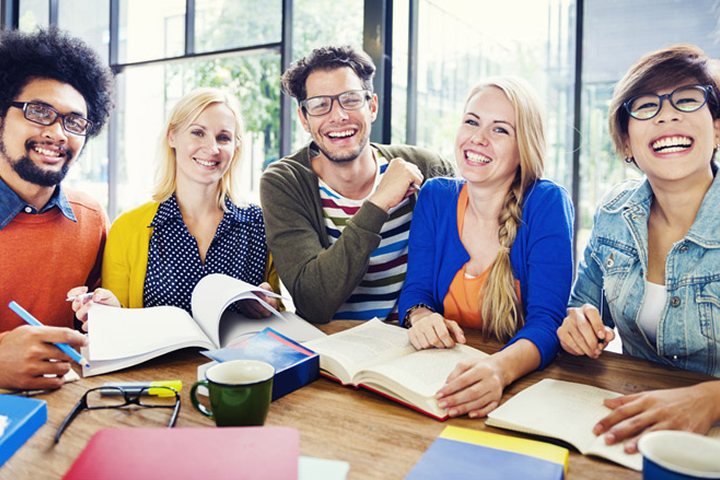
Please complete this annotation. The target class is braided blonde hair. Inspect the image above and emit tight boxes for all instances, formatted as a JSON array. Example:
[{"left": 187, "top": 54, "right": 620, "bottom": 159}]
[{"left": 466, "top": 77, "right": 545, "bottom": 341}]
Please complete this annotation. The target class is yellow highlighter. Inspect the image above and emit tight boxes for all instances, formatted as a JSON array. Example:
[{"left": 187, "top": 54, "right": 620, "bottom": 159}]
[{"left": 99, "top": 381, "right": 183, "bottom": 397}]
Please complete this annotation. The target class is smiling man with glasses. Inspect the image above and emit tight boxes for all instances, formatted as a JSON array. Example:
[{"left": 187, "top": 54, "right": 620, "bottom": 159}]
[
  {"left": 260, "top": 45, "right": 454, "bottom": 325},
  {"left": 0, "top": 27, "right": 114, "bottom": 390}
]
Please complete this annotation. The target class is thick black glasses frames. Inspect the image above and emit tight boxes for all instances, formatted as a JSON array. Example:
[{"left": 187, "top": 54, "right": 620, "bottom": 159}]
[
  {"left": 54, "top": 386, "right": 180, "bottom": 443},
  {"left": 623, "top": 85, "right": 713, "bottom": 121},
  {"left": 10, "top": 102, "right": 93, "bottom": 136},
  {"left": 300, "top": 90, "right": 372, "bottom": 117}
]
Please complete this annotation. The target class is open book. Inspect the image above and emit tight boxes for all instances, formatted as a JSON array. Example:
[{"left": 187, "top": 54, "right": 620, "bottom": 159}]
[
  {"left": 486, "top": 378, "right": 720, "bottom": 471},
  {"left": 83, "top": 274, "right": 323, "bottom": 376},
  {"left": 303, "top": 319, "right": 488, "bottom": 420}
]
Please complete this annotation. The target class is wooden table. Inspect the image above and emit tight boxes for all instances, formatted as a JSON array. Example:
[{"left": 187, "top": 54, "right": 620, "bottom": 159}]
[{"left": 1, "top": 321, "right": 714, "bottom": 480}]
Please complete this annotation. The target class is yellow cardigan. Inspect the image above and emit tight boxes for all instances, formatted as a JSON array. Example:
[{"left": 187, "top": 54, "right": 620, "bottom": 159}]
[{"left": 101, "top": 201, "right": 280, "bottom": 308}]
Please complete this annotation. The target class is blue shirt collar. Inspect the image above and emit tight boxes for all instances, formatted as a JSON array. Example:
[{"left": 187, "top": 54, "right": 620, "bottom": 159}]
[{"left": 0, "top": 175, "right": 76, "bottom": 230}]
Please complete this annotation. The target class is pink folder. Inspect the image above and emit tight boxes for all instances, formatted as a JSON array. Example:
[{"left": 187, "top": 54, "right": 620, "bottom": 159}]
[{"left": 63, "top": 426, "right": 299, "bottom": 480}]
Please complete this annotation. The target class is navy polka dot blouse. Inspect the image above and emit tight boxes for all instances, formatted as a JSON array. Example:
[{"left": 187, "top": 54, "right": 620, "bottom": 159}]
[{"left": 144, "top": 194, "right": 267, "bottom": 314}]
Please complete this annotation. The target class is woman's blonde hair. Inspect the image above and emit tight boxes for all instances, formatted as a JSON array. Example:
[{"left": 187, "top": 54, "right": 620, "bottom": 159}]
[
  {"left": 464, "top": 76, "right": 546, "bottom": 341},
  {"left": 152, "top": 87, "right": 245, "bottom": 210}
]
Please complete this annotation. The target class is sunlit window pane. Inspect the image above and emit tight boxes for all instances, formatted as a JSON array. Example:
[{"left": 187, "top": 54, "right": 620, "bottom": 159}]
[
  {"left": 403, "top": 0, "right": 575, "bottom": 191},
  {"left": 18, "top": 0, "right": 48, "bottom": 30},
  {"left": 58, "top": 0, "right": 110, "bottom": 64},
  {"left": 290, "top": 0, "right": 363, "bottom": 151},
  {"left": 194, "top": 0, "right": 282, "bottom": 53},
  {"left": 118, "top": 0, "right": 185, "bottom": 63},
  {"left": 115, "top": 52, "right": 281, "bottom": 214},
  {"left": 54, "top": 0, "right": 112, "bottom": 210}
]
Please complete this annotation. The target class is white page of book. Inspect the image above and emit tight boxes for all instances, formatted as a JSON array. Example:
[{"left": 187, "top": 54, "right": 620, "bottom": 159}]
[
  {"left": 87, "top": 304, "right": 210, "bottom": 360},
  {"left": 487, "top": 378, "right": 642, "bottom": 471},
  {"left": 360, "top": 344, "right": 487, "bottom": 398},
  {"left": 303, "top": 319, "right": 415, "bottom": 379},
  {"left": 191, "top": 273, "right": 285, "bottom": 347}
]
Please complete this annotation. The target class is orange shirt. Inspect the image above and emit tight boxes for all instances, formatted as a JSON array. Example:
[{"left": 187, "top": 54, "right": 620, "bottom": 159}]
[
  {"left": 443, "top": 184, "right": 520, "bottom": 329},
  {"left": 0, "top": 190, "right": 108, "bottom": 334}
]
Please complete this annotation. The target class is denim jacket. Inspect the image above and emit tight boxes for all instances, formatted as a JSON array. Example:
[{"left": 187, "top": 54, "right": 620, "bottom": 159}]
[{"left": 569, "top": 174, "right": 720, "bottom": 377}]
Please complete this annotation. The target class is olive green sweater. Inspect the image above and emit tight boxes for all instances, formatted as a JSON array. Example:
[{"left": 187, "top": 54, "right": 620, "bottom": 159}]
[{"left": 259, "top": 142, "right": 454, "bottom": 324}]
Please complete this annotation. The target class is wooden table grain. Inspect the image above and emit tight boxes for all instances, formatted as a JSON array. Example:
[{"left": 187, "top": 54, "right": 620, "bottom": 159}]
[{"left": 1, "top": 320, "right": 713, "bottom": 480}]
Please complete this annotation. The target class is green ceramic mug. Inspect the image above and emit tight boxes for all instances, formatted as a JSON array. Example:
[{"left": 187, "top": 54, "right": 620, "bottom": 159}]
[{"left": 190, "top": 360, "right": 274, "bottom": 427}]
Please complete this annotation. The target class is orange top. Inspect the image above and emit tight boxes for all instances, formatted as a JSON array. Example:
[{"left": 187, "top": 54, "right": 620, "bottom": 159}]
[
  {"left": 0, "top": 189, "right": 108, "bottom": 335},
  {"left": 443, "top": 184, "right": 520, "bottom": 329}
]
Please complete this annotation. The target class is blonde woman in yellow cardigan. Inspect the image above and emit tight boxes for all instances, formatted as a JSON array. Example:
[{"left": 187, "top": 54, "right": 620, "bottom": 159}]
[{"left": 69, "top": 88, "right": 279, "bottom": 322}]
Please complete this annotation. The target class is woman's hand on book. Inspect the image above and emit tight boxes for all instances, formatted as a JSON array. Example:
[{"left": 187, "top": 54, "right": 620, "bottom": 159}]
[
  {"left": 235, "top": 282, "right": 278, "bottom": 319},
  {"left": 558, "top": 304, "right": 615, "bottom": 359},
  {"left": 407, "top": 311, "right": 465, "bottom": 350},
  {"left": 593, "top": 382, "right": 720, "bottom": 454},
  {"left": 435, "top": 356, "right": 504, "bottom": 418},
  {"left": 67, "top": 287, "right": 121, "bottom": 329}
]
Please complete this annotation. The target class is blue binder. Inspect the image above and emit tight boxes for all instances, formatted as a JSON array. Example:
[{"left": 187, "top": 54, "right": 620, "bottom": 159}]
[{"left": 0, "top": 394, "right": 47, "bottom": 467}]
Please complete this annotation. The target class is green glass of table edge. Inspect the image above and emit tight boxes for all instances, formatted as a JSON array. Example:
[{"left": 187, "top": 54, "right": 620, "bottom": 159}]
[{"left": 190, "top": 359, "right": 274, "bottom": 427}]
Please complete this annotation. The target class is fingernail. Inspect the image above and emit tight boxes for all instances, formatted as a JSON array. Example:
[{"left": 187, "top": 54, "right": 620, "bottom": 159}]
[
  {"left": 604, "top": 432, "right": 616, "bottom": 444},
  {"left": 593, "top": 424, "right": 604, "bottom": 435},
  {"left": 468, "top": 412, "right": 477, "bottom": 418},
  {"left": 438, "top": 401, "right": 447, "bottom": 408},
  {"left": 448, "top": 409, "right": 457, "bottom": 417}
]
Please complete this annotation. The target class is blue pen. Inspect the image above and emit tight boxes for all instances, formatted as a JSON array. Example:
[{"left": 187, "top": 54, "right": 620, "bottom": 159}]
[{"left": 8, "top": 301, "right": 90, "bottom": 367}]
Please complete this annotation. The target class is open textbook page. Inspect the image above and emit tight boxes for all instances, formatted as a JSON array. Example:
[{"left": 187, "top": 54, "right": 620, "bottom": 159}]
[
  {"left": 83, "top": 274, "right": 319, "bottom": 376},
  {"left": 356, "top": 343, "right": 487, "bottom": 418},
  {"left": 303, "top": 319, "right": 488, "bottom": 419},
  {"left": 487, "top": 379, "right": 640, "bottom": 470},
  {"left": 303, "top": 319, "right": 416, "bottom": 384}
]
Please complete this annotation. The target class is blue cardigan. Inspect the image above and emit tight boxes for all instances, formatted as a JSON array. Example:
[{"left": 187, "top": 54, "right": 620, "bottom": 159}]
[{"left": 398, "top": 177, "right": 574, "bottom": 368}]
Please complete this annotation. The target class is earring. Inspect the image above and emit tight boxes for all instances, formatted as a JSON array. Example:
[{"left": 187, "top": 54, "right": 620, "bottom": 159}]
[
  {"left": 624, "top": 156, "right": 634, "bottom": 164},
  {"left": 715, "top": 143, "right": 720, "bottom": 149}
]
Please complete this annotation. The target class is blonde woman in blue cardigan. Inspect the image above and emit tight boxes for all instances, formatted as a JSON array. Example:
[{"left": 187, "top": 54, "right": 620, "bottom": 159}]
[
  {"left": 69, "top": 88, "right": 279, "bottom": 321},
  {"left": 399, "top": 77, "right": 574, "bottom": 418}
]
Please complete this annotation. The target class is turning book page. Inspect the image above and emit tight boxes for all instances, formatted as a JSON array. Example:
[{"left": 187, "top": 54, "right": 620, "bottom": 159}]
[
  {"left": 486, "top": 379, "right": 642, "bottom": 471},
  {"left": 191, "top": 273, "right": 285, "bottom": 347},
  {"left": 218, "top": 310, "right": 326, "bottom": 346},
  {"left": 303, "top": 319, "right": 416, "bottom": 383}
]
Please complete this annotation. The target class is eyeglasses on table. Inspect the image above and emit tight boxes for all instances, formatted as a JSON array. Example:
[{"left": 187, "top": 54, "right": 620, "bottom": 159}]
[{"left": 54, "top": 385, "right": 180, "bottom": 443}]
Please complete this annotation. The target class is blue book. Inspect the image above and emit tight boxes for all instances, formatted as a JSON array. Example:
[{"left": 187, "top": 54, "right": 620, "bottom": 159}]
[
  {"left": 405, "top": 426, "right": 567, "bottom": 480},
  {"left": 202, "top": 328, "right": 320, "bottom": 401},
  {"left": 0, "top": 394, "right": 47, "bottom": 468}
]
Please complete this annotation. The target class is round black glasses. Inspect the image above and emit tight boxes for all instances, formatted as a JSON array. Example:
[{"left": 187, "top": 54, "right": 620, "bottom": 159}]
[{"left": 623, "top": 85, "right": 713, "bottom": 121}]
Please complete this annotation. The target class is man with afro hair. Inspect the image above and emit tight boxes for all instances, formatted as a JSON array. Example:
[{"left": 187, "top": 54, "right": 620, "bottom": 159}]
[{"left": 0, "top": 26, "right": 115, "bottom": 390}]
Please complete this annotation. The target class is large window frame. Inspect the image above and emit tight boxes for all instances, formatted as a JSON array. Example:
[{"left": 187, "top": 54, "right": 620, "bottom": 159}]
[{"left": 4, "top": 0, "right": 720, "bottom": 258}]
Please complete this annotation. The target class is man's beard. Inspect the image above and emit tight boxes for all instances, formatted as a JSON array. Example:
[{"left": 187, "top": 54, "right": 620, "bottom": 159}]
[
  {"left": 0, "top": 122, "right": 74, "bottom": 187},
  {"left": 315, "top": 132, "right": 370, "bottom": 164},
  {"left": 10, "top": 153, "right": 71, "bottom": 187}
]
